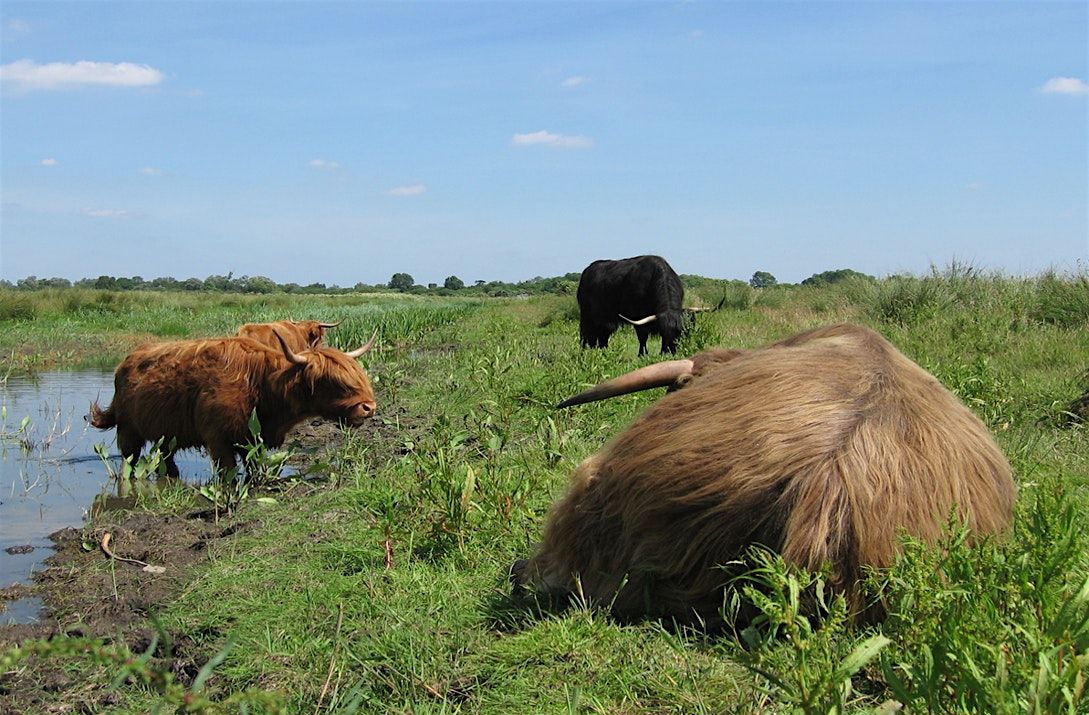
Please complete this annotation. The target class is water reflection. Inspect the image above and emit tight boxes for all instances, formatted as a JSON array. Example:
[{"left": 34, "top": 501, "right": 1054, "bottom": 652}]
[{"left": 0, "top": 371, "right": 208, "bottom": 625}]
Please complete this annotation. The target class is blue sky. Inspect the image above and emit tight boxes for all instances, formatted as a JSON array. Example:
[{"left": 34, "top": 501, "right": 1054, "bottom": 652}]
[{"left": 1, "top": 1, "right": 1086, "bottom": 287}]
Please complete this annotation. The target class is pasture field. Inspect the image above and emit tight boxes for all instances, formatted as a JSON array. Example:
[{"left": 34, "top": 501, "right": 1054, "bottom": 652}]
[{"left": 1, "top": 272, "right": 1088, "bottom": 713}]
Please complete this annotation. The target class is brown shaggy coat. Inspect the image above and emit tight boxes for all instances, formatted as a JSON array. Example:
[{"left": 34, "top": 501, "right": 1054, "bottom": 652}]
[
  {"left": 515, "top": 324, "right": 1016, "bottom": 623},
  {"left": 89, "top": 336, "right": 376, "bottom": 476},
  {"left": 237, "top": 320, "right": 330, "bottom": 351}
]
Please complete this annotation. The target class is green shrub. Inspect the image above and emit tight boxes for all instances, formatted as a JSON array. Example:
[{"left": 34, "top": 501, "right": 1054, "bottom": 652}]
[
  {"left": 0, "top": 291, "right": 36, "bottom": 321},
  {"left": 874, "top": 490, "right": 1088, "bottom": 713},
  {"left": 724, "top": 549, "right": 891, "bottom": 714},
  {"left": 865, "top": 274, "right": 951, "bottom": 325},
  {"left": 1032, "top": 273, "right": 1089, "bottom": 328}
]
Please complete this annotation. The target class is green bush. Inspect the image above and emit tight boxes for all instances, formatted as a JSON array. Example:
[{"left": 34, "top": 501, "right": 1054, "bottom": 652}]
[
  {"left": 0, "top": 291, "right": 36, "bottom": 321},
  {"left": 1032, "top": 273, "right": 1089, "bottom": 328}
]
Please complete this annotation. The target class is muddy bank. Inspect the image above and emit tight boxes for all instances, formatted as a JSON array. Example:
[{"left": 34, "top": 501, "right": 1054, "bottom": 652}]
[{"left": 0, "top": 410, "right": 413, "bottom": 711}]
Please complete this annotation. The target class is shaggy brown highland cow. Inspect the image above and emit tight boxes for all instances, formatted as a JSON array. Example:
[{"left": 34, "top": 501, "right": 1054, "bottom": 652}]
[
  {"left": 90, "top": 330, "right": 377, "bottom": 477},
  {"left": 513, "top": 323, "right": 1016, "bottom": 624},
  {"left": 237, "top": 319, "right": 341, "bottom": 351}
]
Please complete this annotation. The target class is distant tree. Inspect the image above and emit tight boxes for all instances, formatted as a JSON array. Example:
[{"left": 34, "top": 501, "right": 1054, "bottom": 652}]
[
  {"left": 242, "top": 275, "right": 278, "bottom": 294},
  {"left": 150, "top": 276, "right": 180, "bottom": 291},
  {"left": 115, "top": 276, "right": 144, "bottom": 290},
  {"left": 40, "top": 277, "right": 71, "bottom": 288},
  {"left": 16, "top": 275, "right": 40, "bottom": 290},
  {"left": 749, "top": 271, "right": 777, "bottom": 289},
  {"left": 801, "top": 269, "right": 875, "bottom": 286},
  {"left": 444, "top": 275, "right": 464, "bottom": 290},
  {"left": 92, "top": 275, "right": 116, "bottom": 290},
  {"left": 204, "top": 274, "right": 234, "bottom": 291},
  {"left": 389, "top": 273, "right": 414, "bottom": 291},
  {"left": 474, "top": 279, "right": 486, "bottom": 287}
]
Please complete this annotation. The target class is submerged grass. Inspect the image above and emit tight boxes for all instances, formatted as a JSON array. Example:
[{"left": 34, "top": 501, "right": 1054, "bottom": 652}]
[{"left": 2, "top": 272, "right": 1088, "bottom": 712}]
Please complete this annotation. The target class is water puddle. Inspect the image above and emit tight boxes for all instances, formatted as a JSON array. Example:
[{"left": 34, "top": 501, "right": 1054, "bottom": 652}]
[{"left": 0, "top": 371, "right": 210, "bottom": 625}]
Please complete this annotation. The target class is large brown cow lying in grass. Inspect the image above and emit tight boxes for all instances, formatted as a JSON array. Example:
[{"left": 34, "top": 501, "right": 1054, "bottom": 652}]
[
  {"left": 90, "top": 330, "right": 377, "bottom": 477},
  {"left": 237, "top": 319, "right": 340, "bottom": 351},
  {"left": 513, "top": 324, "right": 1016, "bottom": 624}
]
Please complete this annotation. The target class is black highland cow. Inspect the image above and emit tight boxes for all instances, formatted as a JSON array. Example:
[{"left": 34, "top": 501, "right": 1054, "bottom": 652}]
[{"left": 576, "top": 255, "right": 684, "bottom": 355}]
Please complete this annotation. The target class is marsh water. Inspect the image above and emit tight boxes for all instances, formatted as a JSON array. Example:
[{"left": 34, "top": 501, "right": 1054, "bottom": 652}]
[{"left": 0, "top": 371, "right": 209, "bottom": 625}]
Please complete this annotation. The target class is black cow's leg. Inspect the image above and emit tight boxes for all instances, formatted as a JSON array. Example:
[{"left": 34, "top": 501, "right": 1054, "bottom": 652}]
[{"left": 635, "top": 326, "right": 650, "bottom": 356}]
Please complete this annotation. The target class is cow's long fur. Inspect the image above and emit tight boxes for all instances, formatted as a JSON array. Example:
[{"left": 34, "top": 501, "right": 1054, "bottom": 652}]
[
  {"left": 577, "top": 255, "right": 685, "bottom": 355},
  {"left": 238, "top": 320, "right": 330, "bottom": 351},
  {"left": 515, "top": 324, "right": 1016, "bottom": 624},
  {"left": 89, "top": 336, "right": 376, "bottom": 476}
]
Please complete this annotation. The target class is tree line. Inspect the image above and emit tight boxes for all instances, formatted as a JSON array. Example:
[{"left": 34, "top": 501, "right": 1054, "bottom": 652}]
[
  {"left": 2, "top": 268, "right": 875, "bottom": 297},
  {"left": 1, "top": 272, "right": 588, "bottom": 298}
]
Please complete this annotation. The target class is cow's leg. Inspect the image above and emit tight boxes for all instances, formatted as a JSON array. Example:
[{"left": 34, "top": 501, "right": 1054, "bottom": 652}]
[
  {"left": 634, "top": 326, "right": 651, "bottom": 356},
  {"left": 115, "top": 426, "right": 144, "bottom": 470},
  {"left": 579, "top": 319, "right": 597, "bottom": 349},
  {"left": 205, "top": 439, "right": 238, "bottom": 477},
  {"left": 162, "top": 450, "right": 180, "bottom": 478}
]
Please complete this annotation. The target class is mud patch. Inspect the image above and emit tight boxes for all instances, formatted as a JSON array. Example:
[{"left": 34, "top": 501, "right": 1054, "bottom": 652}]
[{"left": 0, "top": 412, "right": 418, "bottom": 712}]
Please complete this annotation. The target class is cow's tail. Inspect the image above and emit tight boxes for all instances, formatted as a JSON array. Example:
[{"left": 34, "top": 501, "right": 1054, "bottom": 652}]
[{"left": 88, "top": 400, "right": 116, "bottom": 429}]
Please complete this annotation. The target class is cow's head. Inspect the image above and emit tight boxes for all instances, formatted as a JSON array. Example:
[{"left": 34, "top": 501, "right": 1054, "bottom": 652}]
[{"left": 274, "top": 328, "right": 378, "bottom": 424}]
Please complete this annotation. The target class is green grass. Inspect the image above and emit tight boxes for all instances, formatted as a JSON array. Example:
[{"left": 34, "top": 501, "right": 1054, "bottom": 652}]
[{"left": 3, "top": 275, "right": 1088, "bottom": 712}]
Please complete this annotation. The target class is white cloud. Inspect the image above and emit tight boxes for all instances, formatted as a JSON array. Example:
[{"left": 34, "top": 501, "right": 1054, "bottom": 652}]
[
  {"left": 5, "top": 19, "right": 31, "bottom": 35},
  {"left": 964, "top": 182, "right": 981, "bottom": 191},
  {"left": 309, "top": 159, "right": 340, "bottom": 170},
  {"left": 140, "top": 167, "right": 163, "bottom": 176},
  {"left": 388, "top": 184, "right": 426, "bottom": 197},
  {"left": 0, "top": 59, "right": 164, "bottom": 90},
  {"left": 40, "top": 158, "right": 57, "bottom": 166},
  {"left": 1040, "top": 77, "right": 1089, "bottom": 96},
  {"left": 512, "top": 130, "right": 593, "bottom": 149},
  {"left": 83, "top": 208, "right": 133, "bottom": 219},
  {"left": 561, "top": 76, "right": 588, "bottom": 88}
]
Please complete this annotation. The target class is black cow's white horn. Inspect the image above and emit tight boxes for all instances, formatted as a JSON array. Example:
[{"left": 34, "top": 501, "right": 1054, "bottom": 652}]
[
  {"left": 619, "top": 313, "right": 658, "bottom": 326},
  {"left": 557, "top": 359, "right": 695, "bottom": 408}
]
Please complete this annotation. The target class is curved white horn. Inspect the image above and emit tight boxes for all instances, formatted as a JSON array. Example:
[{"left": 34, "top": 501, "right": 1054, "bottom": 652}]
[
  {"left": 619, "top": 313, "right": 658, "bottom": 326},
  {"left": 558, "top": 359, "right": 694, "bottom": 408},
  {"left": 318, "top": 321, "right": 341, "bottom": 329},
  {"left": 345, "top": 328, "right": 379, "bottom": 358},
  {"left": 274, "top": 329, "right": 309, "bottom": 365}
]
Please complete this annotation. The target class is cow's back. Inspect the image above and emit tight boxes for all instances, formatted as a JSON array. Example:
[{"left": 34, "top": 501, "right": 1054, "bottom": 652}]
[
  {"left": 577, "top": 255, "right": 681, "bottom": 317},
  {"left": 108, "top": 338, "right": 270, "bottom": 451}
]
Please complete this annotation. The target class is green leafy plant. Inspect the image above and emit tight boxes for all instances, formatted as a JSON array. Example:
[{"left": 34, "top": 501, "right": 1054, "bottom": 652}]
[
  {"left": 873, "top": 496, "right": 1089, "bottom": 714},
  {"left": 725, "top": 548, "right": 890, "bottom": 714},
  {"left": 94, "top": 438, "right": 172, "bottom": 481},
  {"left": 0, "top": 634, "right": 286, "bottom": 713},
  {"left": 199, "top": 410, "right": 292, "bottom": 517}
]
